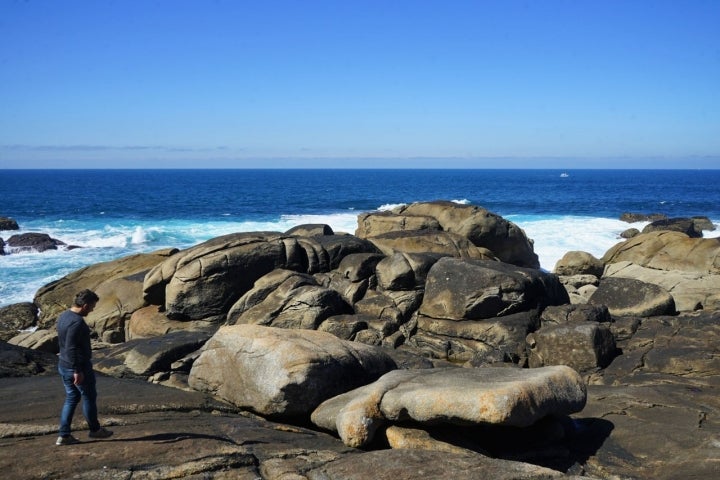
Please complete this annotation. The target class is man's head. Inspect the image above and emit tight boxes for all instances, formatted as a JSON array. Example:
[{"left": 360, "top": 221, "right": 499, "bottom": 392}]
[{"left": 73, "top": 289, "right": 99, "bottom": 316}]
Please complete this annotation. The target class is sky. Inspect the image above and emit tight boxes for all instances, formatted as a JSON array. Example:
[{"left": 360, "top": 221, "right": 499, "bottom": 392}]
[{"left": 0, "top": 0, "right": 719, "bottom": 169}]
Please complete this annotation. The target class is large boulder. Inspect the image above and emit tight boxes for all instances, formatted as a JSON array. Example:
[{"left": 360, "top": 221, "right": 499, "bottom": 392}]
[
  {"left": 589, "top": 277, "right": 675, "bottom": 317},
  {"left": 143, "top": 232, "right": 377, "bottom": 321},
  {"left": 125, "top": 305, "right": 215, "bottom": 340},
  {"left": 604, "top": 261, "right": 720, "bottom": 312},
  {"left": 93, "top": 330, "right": 210, "bottom": 379},
  {"left": 188, "top": 324, "right": 397, "bottom": 419},
  {"left": 419, "top": 257, "right": 568, "bottom": 321},
  {"left": 602, "top": 231, "right": 720, "bottom": 274},
  {"left": 356, "top": 211, "right": 441, "bottom": 237},
  {"left": 34, "top": 249, "right": 176, "bottom": 334},
  {"left": 226, "top": 269, "right": 353, "bottom": 329},
  {"left": 395, "top": 201, "right": 540, "bottom": 268},
  {"left": 8, "top": 329, "right": 58, "bottom": 354},
  {"left": 0, "top": 302, "right": 38, "bottom": 342},
  {"left": 311, "top": 365, "right": 586, "bottom": 448},
  {"left": 375, "top": 252, "right": 446, "bottom": 291},
  {"left": 527, "top": 323, "right": 617, "bottom": 372},
  {"left": 553, "top": 251, "right": 604, "bottom": 277},
  {"left": 641, "top": 217, "right": 703, "bottom": 237},
  {"left": 366, "top": 230, "right": 495, "bottom": 260}
]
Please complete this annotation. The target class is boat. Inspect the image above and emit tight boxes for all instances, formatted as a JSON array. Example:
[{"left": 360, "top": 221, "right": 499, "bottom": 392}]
[{"left": 560, "top": 172, "right": 569, "bottom": 178}]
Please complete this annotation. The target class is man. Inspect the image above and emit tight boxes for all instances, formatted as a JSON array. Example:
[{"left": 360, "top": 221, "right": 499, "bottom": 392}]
[{"left": 56, "top": 289, "right": 113, "bottom": 445}]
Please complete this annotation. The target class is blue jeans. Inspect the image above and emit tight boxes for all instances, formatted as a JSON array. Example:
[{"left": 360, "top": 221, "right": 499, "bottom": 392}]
[{"left": 58, "top": 365, "right": 100, "bottom": 436}]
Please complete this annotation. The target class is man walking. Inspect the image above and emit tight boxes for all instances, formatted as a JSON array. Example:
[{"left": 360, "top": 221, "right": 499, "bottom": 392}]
[{"left": 56, "top": 289, "right": 113, "bottom": 445}]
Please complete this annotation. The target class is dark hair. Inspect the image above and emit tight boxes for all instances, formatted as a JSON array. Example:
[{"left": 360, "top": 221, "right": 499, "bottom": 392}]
[{"left": 74, "top": 289, "right": 99, "bottom": 307}]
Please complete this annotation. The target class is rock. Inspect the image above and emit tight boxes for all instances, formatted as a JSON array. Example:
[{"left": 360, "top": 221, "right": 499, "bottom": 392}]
[
  {"left": 34, "top": 249, "right": 176, "bottom": 335},
  {"left": 527, "top": 323, "right": 617, "bottom": 372},
  {"left": 540, "top": 304, "right": 611, "bottom": 326},
  {"left": 126, "top": 304, "right": 216, "bottom": 340},
  {"left": 589, "top": 277, "right": 675, "bottom": 317},
  {"left": 93, "top": 330, "right": 211, "bottom": 378},
  {"left": 553, "top": 251, "right": 604, "bottom": 277},
  {"left": 604, "top": 260, "right": 720, "bottom": 312},
  {"left": 691, "top": 215, "right": 716, "bottom": 232},
  {"left": 226, "top": 269, "right": 353, "bottom": 329},
  {"left": 415, "top": 309, "right": 540, "bottom": 365},
  {"left": 375, "top": 252, "right": 445, "bottom": 291},
  {"left": 317, "top": 314, "right": 371, "bottom": 340},
  {"left": 419, "top": 257, "right": 568, "bottom": 321},
  {"left": 0, "top": 237, "right": 4, "bottom": 255},
  {"left": 356, "top": 210, "right": 441, "bottom": 237},
  {"left": 305, "top": 448, "right": 572, "bottom": 480},
  {"left": 314, "top": 270, "right": 370, "bottom": 305},
  {"left": 366, "top": 230, "right": 496, "bottom": 260},
  {"left": 0, "top": 341, "right": 57, "bottom": 377},
  {"left": 620, "top": 227, "right": 639, "bottom": 239},
  {"left": 188, "top": 325, "right": 397, "bottom": 419},
  {"left": 603, "top": 231, "right": 720, "bottom": 273},
  {"left": 311, "top": 365, "right": 586, "bottom": 448},
  {"left": 4, "top": 232, "right": 66, "bottom": 253},
  {"left": 336, "top": 252, "right": 384, "bottom": 282},
  {"left": 285, "top": 223, "right": 334, "bottom": 236},
  {"left": 8, "top": 329, "right": 58, "bottom": 354},
  {"left": 0, "top": 302, "right": 38, "bottom": 342},
  {"left": 0, "top": 216, "right": 19, "bottom": 230},
  {"left": 143, "top": 232, "right": 377, "bottom": 321},
  {"left": 619, "top": 212, "right": 667, "bottom": 223},
  {"left": 642, "top": 217, "right": 703, "bottom": 237}
]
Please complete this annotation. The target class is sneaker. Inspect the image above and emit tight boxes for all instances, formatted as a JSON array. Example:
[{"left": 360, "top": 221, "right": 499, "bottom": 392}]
[
  {"left": 88, "top": 427, "right": 113, "bottom": 439},
  {"left": 56, "top": 435, "right": 80, "bottom": 446}
]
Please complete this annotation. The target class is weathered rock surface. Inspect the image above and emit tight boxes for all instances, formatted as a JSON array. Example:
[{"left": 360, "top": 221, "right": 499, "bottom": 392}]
[
  {"left": 589, "top": 276, "right": 676, "bottom": 317},
  {"left": 0, "top": 302, "right": 38, "bottom": 341},
  {"left": 365, "top": 229, "right": 496, "bottom": 260},
  {"left": 311, "top": 365, "right": 586, "bottom": 447},
  {"left": 226, "top": 269, "right": 353, "bottom": 329},
  {"left": 553, "top": 251, "right": 604, "bottom": 277},
  {"left": 602, "top": 231, "right": 720, "bottom": 273},
  {"left": 641, "top": 217, "right": 703, "bottom": 237},
  {"left": 143, "top": 232, "right": 378, "bottom": 321},
  {"left": 527, "top": 323, "right": 617, "bottom": 372},
  {"left": 34, "top": 249, "right": 177, "bottom": 334},
  {"left": 0, "top": 341, "right": 57, "bottom": 377},
  {"left": 420, "top": 257, "right": 568, "bottom": 320},
  {"left": 188, "top": 325, "right": 397, "bottom": 419},
  {"left": 8, "top": 328, "right": 58, "bottom": 353},
  {"left": 604, "top": 260, "right": 720, "bottom": 312}
]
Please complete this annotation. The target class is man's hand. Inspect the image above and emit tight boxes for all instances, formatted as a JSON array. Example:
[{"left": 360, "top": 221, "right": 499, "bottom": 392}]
[{"left": 73, "top": 371, "right": 84, "bottom": 385}]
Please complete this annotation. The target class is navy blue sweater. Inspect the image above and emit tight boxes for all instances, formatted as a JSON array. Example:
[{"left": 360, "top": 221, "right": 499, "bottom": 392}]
[{"left": 56, "top": 310, "right": 92, "bottom": 372}]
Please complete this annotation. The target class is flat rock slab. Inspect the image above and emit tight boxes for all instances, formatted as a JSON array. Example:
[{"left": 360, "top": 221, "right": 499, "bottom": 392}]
[{"left": 312, "top": 365, "right": 587, "bottom": 447}]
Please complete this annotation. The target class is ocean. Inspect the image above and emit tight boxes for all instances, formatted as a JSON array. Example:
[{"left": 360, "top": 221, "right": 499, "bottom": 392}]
[{"left": 1, "top": 168, "right": 719, "bottom": 308}]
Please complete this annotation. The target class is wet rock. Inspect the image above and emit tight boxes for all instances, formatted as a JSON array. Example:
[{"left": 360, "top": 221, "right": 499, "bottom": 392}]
[{"left": 0, "top": 216, "right": 19, "bottom": 230}]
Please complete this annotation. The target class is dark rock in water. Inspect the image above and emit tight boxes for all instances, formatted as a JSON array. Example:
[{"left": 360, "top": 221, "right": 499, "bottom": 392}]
[
  {"left": 0, "top": 216, "right": 19, "bottom": 230},
  {"left": 5, "top": 232, "right": 67, "bottom": 252},
  {"left": 642, "top": 217, "right": 702, "bottom": 237},
  {"left": 619, "top": 212, "right": 667, "bottom": 223},
  {"left": 0, "top": 237, "right": 4, "bottom": 255},
  {"left": 0, "top": 302, "right": 38, "bottom": 342}
]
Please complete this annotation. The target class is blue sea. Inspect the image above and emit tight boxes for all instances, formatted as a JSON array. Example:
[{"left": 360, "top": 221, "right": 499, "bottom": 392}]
[{"left": 1, "top": 168, "right": 719, "bottom": 308}]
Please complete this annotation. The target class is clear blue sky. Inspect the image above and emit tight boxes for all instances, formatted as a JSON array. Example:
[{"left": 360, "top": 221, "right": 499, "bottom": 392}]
[{"left": 1, "top": 0, "right": 718, "bottom": 169}]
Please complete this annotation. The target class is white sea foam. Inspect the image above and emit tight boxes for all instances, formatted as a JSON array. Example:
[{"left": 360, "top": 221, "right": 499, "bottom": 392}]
[
  {"left": 451, "top": 198, "right": 470, "bottom": 204},
  {"left": 377, "top": 203, "right": 406, "bottom": 212}
]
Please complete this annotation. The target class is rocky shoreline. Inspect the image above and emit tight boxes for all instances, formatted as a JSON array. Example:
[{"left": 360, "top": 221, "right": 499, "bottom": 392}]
[{"left": 1, "top": 202, "right": 719, "bottom": 479}]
